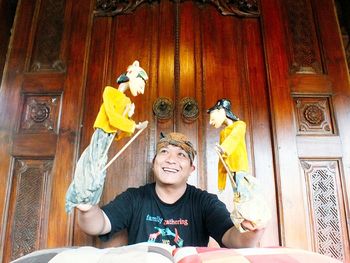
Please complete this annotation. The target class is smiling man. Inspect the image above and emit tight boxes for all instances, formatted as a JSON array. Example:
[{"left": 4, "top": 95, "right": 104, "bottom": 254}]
[{"left": 76, "top": 132, "right": 264, "bottom": 248}]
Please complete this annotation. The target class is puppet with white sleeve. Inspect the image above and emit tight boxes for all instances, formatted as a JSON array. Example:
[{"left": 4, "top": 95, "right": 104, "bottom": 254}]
[
  {"left": 207, "top": 98, "right": 270, "bottom": 232},
  {"left": 65, "top": 60, "right": 148, "bottom": 213}
]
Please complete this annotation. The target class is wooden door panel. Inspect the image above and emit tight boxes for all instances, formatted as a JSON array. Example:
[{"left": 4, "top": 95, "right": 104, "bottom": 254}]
[
  {"left": 200, "top": 6, "right": 244, "bottom": 206},
  {"left": 153, "top": 1, "right": 176, "bottom": 141},
  {"left": 242, "top": 19, "right": 279, "bottom": 246},
  {"left": 177, "top": 2, "right": 201, "bottom": 188},
  {"left": 3, "top": 159, "right": 53, "bottom": 261},
  {"left": 0, "top": 0, "right": 94, "bottom": 261},
  {"left": 260, "top": 0, "right": 310, "bottom": 250}
]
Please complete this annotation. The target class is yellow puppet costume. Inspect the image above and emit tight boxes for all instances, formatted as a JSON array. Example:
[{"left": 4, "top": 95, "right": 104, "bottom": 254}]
[
  {"left": 94, "top": 86, "right": 136, "bottom": 140},
  {"left": 218, "top": 120, "right": 249, "bottom": 191}
]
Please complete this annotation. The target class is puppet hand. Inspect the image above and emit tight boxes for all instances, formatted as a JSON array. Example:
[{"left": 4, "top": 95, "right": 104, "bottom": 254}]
[
  {"left": 136, "top": 120, "right": 148, "bottom": 130},
  {"left": 127, "top": 103, "right": 135, "bottom": 117},
  {"left": 215, "top": 143, "right": 225, "bottom": 155},
  {"left": 122, "top": 103, "right": 135, "bottom": 117}
]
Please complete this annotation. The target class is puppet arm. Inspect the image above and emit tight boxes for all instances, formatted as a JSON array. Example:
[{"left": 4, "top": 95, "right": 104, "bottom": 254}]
[
  {"left": 220, "top": 121, "right": 246, "bottom": 157},
  {"left": 102, "top": 86, "right": 136, "bottom": 134}
]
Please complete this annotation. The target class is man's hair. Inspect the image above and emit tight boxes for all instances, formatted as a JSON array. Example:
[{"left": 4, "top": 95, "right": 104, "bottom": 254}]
[{"left": 155, "top": 132, "right": 197, "bottom": 164}]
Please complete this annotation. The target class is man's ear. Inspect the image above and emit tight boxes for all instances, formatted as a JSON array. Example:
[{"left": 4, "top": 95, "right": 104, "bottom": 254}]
[{"left": 191, "top": 165, "right": 195, "bottom": 173}]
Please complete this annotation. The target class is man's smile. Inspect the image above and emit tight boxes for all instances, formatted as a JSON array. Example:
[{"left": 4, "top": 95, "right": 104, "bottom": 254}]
[{"left": 162, "top": 167, "right": 179, "bottom": 173}]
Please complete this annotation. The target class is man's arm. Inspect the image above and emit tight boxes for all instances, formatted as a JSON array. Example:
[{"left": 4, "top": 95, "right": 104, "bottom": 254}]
[
  {"left": 76, "top": 204, "right": 112, "bottom": 236},
  {"left": 221, "top": 221, "right": 265, "bottom": 248}
]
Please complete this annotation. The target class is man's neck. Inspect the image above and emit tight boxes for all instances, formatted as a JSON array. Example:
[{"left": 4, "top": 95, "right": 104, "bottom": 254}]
[{"left": 155, "top": 183, "right": 187, "bottom": 204}]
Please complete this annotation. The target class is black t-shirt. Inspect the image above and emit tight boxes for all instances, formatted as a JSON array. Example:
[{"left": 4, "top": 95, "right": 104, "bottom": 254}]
[{"left": 100, "top": 183, "right": 233, "bottom": 247}]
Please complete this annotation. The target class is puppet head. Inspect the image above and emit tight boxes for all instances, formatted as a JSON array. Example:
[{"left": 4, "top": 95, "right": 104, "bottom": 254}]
[
  {"left": 207, "top": 99, "right": 239, "bottom": 128},
  {"left": 117, "top": 60, "right": 149, "bottom": 96}
]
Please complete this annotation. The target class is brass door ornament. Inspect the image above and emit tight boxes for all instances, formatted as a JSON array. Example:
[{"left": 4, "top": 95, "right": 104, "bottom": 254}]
[
  {"left": 180, "top": 97, "right": 199, "bottom": 123},
  {"left": 152, "top": 97, "right": 174, "bottom": 121}
]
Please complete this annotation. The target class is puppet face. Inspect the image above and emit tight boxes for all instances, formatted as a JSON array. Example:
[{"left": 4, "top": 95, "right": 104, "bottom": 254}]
[
  {"left": 153, "top": 144, "right": 195, "bottom": 187},
  {"left": 209, "top": 108, "right": 226, "bottom": 128},
  {"left": 129, "top": 77, "right": 145, "bottom": 96},
  {"left": 126, "top": 60, "right": 148, "bottom": 96}
]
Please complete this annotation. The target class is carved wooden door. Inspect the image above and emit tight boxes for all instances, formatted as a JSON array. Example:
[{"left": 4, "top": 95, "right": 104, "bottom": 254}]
[
  {"left": 71, "top": 0, "right": 278, "bottom": 248},
  {"left": 0, "top": 0, "right": 349, "bottom": 262}
]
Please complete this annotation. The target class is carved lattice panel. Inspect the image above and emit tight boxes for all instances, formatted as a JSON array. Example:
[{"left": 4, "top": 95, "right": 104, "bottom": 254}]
[
  {"left": 283, "top": 0, "right": 322, "bottom": 73},
  {"left": 19, "top": 94, "right": 61, "bottom": 133},
  {"left": 293, "top": 96, "right": 335, "bottom": 135},
  {"left": 8, "top": 159, "right": 53, "bottom": 260},
  {"left": 29, "top": 0, "right": 66, "bottom": 72},
  {"left": 301, "top": 160, "right": 345, "bottom": 261}
]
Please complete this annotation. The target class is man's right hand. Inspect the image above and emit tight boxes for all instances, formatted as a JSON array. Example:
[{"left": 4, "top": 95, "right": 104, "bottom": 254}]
[
  {"left": 76, "top": 203, "right": 93, "bottom": 212},
  {"left": 76, "top": 204, "right": 112, "bottom": 236}
]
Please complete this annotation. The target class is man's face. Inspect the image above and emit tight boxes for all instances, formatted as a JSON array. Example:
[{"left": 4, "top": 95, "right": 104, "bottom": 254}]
[
  {"left": 153, "top": 144, "right": 195, "bottom": 187},
  {"left": 209, "top": 108, "right": 226, "bottom": 128}
]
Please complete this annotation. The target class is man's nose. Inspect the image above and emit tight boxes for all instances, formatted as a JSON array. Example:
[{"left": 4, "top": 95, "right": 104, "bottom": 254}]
[{"left": 165, "top": 152, "right": 177, "bottom": 163}]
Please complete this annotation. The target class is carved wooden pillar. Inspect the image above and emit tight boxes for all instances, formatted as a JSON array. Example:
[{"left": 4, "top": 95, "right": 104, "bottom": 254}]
[
  {"left": 265, "top": 0, "right": 350, "bottom": 260},
  {"left": 0, "top": 0, "right": 93, "bottom": 261}
]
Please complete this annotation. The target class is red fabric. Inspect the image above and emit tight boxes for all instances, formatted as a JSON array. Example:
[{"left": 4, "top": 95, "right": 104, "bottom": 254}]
[
  {"left": 246, "top": 254, "right": 299, "bottom": 263},
  {"left": 173, "top": 246, "right": 342, "bottom": 263}
]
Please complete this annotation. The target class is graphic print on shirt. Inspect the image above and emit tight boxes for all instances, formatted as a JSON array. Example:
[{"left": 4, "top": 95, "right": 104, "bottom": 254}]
[{"left": 146, "top": 214, "right": 188, "bottom": 247}]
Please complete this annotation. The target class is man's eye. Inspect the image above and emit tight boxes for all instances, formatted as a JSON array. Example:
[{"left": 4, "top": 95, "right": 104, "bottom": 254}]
[
  {"left": 178, "top": 152, "right": 186, "bottom": 158},
  {"left": 160, "top": 149, "right": 168, "bottom": 153}
]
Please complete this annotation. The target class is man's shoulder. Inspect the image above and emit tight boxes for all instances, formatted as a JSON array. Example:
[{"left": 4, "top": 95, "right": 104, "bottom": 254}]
[
  {"left": 186, "top": 184, "right": 217, "bottom": 199},
  {"left": 125, "top": 183, "right": 155, "bottom": 196}
]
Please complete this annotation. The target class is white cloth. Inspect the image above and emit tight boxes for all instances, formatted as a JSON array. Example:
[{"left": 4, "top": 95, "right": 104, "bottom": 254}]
[
  {"left": 65, "top": 129, "right": 115, "bottom": 213},
  {"left": 230, "top": 173, "right": 271, "bottom": 232},
  {"left": 48, "top": 243, "right": 174, "bottom": 263}
]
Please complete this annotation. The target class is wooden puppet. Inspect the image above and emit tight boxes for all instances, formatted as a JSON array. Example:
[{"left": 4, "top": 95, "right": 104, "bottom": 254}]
[
  {"left": 65, "top": 60, "right": 148, "bottom": 213},
  {"left": 207, "top": 98, "right": 270, "bottom": 232},
  {"left": 207, "top": 98, "right": 248, "bottom": 191}
]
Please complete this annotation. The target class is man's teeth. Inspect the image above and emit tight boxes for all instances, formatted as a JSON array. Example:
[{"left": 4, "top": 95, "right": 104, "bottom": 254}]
[{"left": 163, "top": 168, "right": 179, "bottom": 173}]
